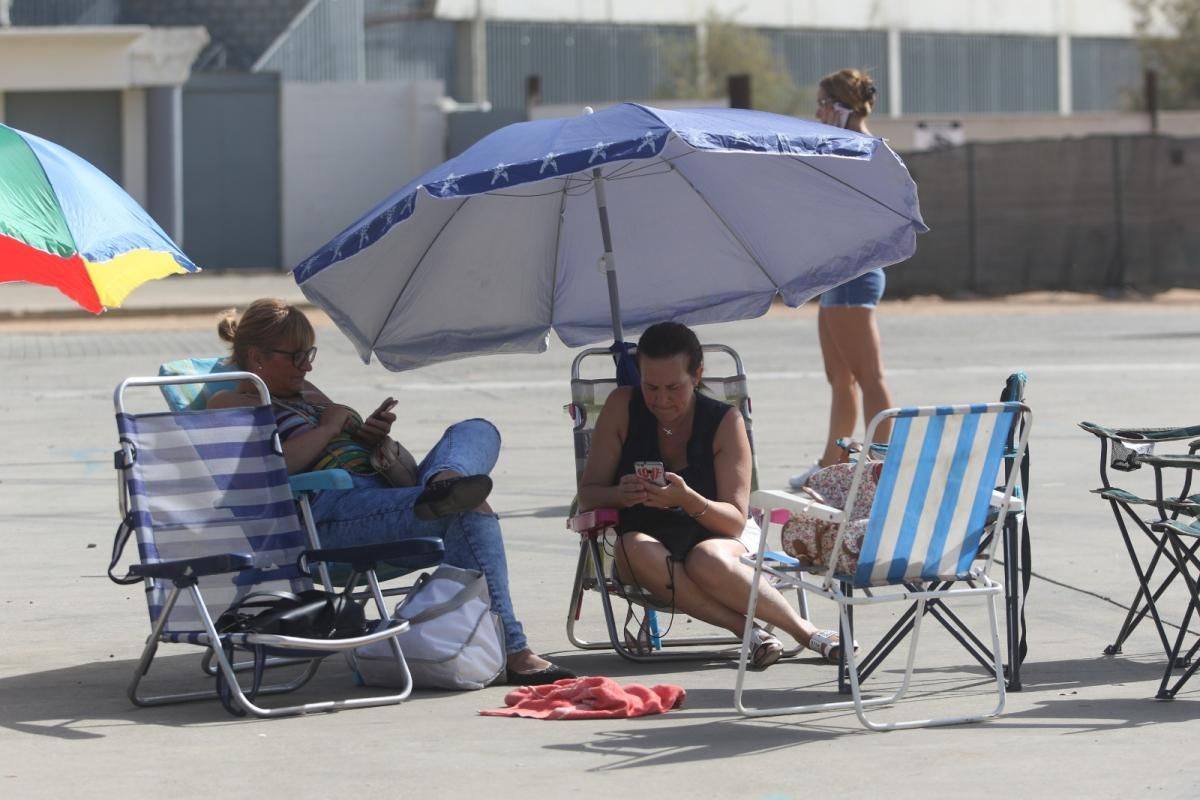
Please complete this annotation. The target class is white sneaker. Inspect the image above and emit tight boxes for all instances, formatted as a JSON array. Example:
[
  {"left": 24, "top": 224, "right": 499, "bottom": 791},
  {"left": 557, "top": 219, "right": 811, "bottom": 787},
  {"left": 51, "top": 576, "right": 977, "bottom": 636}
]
[{"left": 787, "top": 462, "right": 822, "bottom": 491}]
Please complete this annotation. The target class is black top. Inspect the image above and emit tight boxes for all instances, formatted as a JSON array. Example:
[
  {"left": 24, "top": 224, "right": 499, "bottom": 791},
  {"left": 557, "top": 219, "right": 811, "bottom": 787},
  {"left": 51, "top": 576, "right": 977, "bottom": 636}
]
[{"left": 615, "top": 387, "right": 733, "bottom": 543}]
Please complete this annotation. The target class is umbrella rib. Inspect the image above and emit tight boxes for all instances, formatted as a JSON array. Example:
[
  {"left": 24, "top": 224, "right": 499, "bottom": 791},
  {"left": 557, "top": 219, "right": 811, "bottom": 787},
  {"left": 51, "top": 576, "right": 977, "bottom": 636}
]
[
  {"left": 789, "top": 157, "right": 922, "bottom": 223},
  {"left": 547, "top": 168, "right": 575, "bottom": 333},
  {"left": 369, "top": 194, "right": 471, "bottom": 352}
]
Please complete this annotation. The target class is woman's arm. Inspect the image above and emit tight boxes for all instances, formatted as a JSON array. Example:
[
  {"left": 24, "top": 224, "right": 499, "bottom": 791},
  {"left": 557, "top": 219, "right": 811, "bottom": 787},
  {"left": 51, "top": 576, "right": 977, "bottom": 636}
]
[
  {"left": 209, "top": 386, "right": 352, "bottom": 475},
  {"left": 577, "top": 388, "right": 648, "bottom": 511},
  {"left": 640, "top": 407, "right": 751, "bottom": 538}
]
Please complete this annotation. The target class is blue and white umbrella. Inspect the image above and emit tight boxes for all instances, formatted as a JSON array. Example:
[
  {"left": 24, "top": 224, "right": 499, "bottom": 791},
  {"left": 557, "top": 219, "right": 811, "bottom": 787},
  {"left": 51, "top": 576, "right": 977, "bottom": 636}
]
[{"left": 294, "top": 103, "right": 927, "bottom": 372}]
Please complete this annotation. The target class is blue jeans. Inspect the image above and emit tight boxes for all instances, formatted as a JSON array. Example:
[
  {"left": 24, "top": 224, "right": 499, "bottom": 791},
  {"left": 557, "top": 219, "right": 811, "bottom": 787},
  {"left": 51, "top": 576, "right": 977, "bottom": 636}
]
[
  {"left": 308, "top": 418, "right": 528, "bottom": 654},
  {"left": 820, "top": 268, "right": 886, "bottom": 308}
]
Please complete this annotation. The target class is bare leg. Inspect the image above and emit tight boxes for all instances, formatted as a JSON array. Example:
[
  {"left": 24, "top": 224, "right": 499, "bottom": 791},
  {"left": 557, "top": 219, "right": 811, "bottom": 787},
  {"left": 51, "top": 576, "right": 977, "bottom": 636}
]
[
  {"left": 821, "top": 306, "right": 894, "bottom": 444},
  {"left": 684, "top": 539, "right": 821, "bottom": 646},
  {"left": 818, "top": 306, "right": 861, "bottom": 467},
  {"left": 614, "top": 533, "right": 751, "bottom": 633}
]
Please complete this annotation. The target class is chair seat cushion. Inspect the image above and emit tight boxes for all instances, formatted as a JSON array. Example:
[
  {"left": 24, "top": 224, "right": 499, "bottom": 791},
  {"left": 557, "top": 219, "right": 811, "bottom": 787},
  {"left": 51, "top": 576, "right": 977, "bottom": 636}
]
[{"left": 781, "top": 462, "right": 880, "bottom": 574}]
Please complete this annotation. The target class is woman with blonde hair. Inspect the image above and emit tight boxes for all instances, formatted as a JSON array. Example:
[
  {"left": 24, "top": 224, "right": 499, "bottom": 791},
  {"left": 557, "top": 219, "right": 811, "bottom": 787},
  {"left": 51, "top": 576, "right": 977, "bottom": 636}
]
[
  {"left": 791, "top": 68, "right": 896, "bottom": 490},
  {"left": 208, "top": 298, "right": 575, "bottom": 685}
]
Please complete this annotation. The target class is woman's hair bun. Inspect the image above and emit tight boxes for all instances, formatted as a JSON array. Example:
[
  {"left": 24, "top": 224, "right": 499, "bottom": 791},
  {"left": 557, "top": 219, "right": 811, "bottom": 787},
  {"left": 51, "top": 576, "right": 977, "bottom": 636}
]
[{"left": 217, "top": 308, "right": 239, "bottom": 343}]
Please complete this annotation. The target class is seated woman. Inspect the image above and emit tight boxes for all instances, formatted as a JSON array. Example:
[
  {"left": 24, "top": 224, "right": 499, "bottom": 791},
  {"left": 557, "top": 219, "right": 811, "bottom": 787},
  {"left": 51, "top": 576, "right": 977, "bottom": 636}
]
[
  {"left": 208, "top": 298, "right": 574, "bottom": 686},
  {"left": 577, "top": 321, "right": 846, "bottom": 667}
]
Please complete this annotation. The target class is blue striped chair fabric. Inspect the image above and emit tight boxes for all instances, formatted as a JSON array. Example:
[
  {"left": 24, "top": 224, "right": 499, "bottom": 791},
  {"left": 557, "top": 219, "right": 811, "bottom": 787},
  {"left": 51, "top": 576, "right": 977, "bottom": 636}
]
[
  {"left": 117, "top": 404, "right": 310, "bottom": 638},
  {"left": 850, "top": 402, "right": 1020, "bottom": 588}
]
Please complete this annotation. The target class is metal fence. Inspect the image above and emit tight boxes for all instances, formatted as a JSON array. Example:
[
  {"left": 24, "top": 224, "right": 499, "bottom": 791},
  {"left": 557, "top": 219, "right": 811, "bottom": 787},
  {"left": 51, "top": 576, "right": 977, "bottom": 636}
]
[
  {"left": 758, "top": 27, "right": 890, "bottom": 114},
  {"left": 891, "top": 135, "right": 1200, "bottom": 297},
  {"left": 254, "top": 0, "right": 365, "bottom": 81},
  {"left": 1071, "top": 37, "right": 1142, "bottom": 112},
  {"left": 901, "top": 32, "right": 1059, "bottom": 114},
  {"left": 485, "top": 21, "right": 695, "bottom": 109}
]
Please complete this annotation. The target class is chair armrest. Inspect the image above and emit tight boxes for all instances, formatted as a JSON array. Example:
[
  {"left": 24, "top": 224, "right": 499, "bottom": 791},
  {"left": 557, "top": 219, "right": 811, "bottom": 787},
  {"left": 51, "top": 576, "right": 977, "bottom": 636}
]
[
  {"left": 750, "top": 489, "right": 842, "bottom": 524},
  {"left": 302, "top": 537, "right": 444, "bottom": 573},
  {"left": 289, "top": 469, "right": 353, "bottom": 495},
  {"left": 1079, "top": 421, "right": 1200, "bottom": 443},
  {"left": 991, "top": 489, "right": 1024, "bottom": 513},
  {"left": 1190, "top": 438, "right": 1200, "bottom": 455},
  {"left": 1137, "top": 454, "right": 1200, "bottom": 470},
  {"left": 567, "top": 508, "right": 620, "bottom": 532},
  {"left": 129, "top": 553, "right": 254, "bottom": 583}
]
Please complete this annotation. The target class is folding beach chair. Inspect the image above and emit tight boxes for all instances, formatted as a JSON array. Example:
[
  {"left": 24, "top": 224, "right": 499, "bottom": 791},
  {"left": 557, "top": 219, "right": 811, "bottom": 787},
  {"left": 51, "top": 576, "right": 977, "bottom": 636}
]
[
  {"left": 1079, "top": 420, "right": 1200, "bottom": 698},
  {"left": 847, "top": 373, "right": 1033, "bottom": 692},
  {"left": 564, "top": 343, "right": 806, "bottom": 662},
  {"left": 111, "top": 372, "right": 444, "bottom": 717},
  {"left": 738, "top": 401, "right": 1031, "bottom": 730}
]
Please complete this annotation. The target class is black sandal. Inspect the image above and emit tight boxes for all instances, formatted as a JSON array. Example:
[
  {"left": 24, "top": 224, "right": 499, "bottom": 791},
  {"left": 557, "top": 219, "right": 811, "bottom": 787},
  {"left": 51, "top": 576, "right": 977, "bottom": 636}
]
[
  {"left": 505, "top": 662, "right": 577, "bottom": 686},
  {"left": 414, "top": 475, "right": 493, "bottom": 519}
]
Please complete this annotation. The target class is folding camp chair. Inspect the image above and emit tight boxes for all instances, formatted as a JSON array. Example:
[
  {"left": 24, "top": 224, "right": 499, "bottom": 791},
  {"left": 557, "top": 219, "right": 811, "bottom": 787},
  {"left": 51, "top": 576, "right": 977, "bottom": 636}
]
[
  {"left": 738, "top": 401, "right": 1031, "bottom": 730},
  {"left": 112, "top": 372, "right": 444, "bottom": 717},
  {"left": 846, "top": 373, "right": 1032, "bottom": 692},
  {"left": 1079, "top": 420, "right": 1200, "bottom": 698},
  {"left": 564, "top": 343, "right": 806, "bottom": 661}
]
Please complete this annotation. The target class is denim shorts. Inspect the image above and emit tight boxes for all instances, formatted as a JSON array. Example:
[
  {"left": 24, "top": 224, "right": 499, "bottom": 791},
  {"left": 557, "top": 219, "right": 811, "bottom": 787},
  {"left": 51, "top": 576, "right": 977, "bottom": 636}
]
[{"left": 820, "top": 268, "right": 886, "bottom": 308}]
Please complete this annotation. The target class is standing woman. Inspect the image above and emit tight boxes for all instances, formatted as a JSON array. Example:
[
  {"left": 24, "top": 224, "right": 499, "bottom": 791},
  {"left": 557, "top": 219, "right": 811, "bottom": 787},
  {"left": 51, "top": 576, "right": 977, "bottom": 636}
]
[{"left": 791, "top": 68, "right": 896, "bottom": 490}]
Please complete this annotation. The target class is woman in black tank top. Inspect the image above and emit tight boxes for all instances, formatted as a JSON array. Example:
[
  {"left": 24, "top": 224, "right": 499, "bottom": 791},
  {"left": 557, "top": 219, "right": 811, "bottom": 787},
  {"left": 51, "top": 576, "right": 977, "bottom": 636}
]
[{"left": 577, "top": 323, "right": 846, "bottom": 667}]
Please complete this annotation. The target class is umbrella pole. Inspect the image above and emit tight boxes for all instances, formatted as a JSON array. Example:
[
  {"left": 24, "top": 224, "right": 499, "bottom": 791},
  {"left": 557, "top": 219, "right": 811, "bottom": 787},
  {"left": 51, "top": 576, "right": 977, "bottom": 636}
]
[{"left": 591, "top": 167, "right": 624, "bottom": 344}]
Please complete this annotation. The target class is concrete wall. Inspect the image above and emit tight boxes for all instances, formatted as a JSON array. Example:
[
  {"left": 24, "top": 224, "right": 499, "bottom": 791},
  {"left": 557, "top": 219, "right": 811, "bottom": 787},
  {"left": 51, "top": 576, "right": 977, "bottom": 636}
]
[
  {"left": 280, "top": 79, "right": 447, "bottom": 269},
  {"left": 433, "top": 0, "right": 1151, "bottom": 37}
]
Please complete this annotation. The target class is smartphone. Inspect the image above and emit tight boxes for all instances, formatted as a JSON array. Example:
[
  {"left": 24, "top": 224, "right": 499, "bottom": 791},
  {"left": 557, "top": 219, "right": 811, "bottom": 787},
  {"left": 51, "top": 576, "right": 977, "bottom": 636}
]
[
  {"left": 634, "top": 460, "right": 666, "bottom": 487},
  {"left": 832, "top": 101, "right": 852, "bottom": 129}
]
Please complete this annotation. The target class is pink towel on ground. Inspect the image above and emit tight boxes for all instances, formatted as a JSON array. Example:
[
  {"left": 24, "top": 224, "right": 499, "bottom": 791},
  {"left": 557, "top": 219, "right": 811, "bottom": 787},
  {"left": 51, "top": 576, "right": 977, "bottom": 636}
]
[{"left": 479, "top": 676, "right": 686, "bottom": 719}]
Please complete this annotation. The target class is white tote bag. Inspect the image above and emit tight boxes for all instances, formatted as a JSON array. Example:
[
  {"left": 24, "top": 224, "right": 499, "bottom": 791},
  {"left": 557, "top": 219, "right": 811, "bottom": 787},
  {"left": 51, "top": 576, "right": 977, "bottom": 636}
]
[{"left": 354, "top": 565, "right": 505, "bottom": 691}]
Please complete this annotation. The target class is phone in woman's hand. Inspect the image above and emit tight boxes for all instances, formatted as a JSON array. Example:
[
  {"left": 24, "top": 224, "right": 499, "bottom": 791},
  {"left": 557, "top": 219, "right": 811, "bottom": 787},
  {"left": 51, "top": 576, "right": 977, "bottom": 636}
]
[{"left": 833, "top": 101, "right": 852, "bottom": 128}]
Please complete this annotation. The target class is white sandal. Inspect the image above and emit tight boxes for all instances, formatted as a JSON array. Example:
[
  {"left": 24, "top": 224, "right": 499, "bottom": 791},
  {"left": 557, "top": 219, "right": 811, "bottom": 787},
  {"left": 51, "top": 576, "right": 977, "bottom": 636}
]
[
  {"left": 807, "top": 629, "right": 858, "bottom": 663},
  {"left": 748, "top": 627, "right": 784, "bottom": 669}
]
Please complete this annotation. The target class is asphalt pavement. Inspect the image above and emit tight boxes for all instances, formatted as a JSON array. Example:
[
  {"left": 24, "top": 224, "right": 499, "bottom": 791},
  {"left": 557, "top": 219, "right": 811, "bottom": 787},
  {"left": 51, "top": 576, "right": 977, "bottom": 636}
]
[{"left": 1, "top": 272, "right": 1199, "bottom": 798}]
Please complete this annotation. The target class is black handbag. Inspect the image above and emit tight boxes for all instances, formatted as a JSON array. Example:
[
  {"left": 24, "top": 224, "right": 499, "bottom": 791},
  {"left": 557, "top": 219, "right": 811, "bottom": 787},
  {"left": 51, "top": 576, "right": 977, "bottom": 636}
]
[{"left": 213, "top": 589, "right": 368, "bottom": 716}]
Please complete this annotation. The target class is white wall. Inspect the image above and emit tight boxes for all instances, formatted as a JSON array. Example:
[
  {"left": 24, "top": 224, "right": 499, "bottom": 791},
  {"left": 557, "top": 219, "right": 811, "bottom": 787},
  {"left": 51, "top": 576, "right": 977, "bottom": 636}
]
[
  {"left": 434, "top": 0, "right": 1155, "bottom": 37},
  {"left": 280, "top": 80, "right": 447, "bottom": 269}
]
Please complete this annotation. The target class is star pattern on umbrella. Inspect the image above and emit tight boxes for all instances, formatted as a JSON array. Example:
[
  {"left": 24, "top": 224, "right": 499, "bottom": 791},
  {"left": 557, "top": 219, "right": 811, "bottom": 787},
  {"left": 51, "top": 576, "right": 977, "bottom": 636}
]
[
  {"left": 491, "top": 163, "right": 510, "bottom": 185},
  {"left": 728, "top": 130, "right": 756, "bottom": 148},
  {"left": 436, "top": 173, "right": 460, "bottom": 196},
  {"left": 539, "top": 152, "right": 558, "bottom": 174},
  {"left": 397, "top": 194, "right": 415, "bottom": 218},
  {"left": 588, "top": 142, "right": 608, "bottom": 163},
  {"left": 636, "top": 131, "right": 657, "bottom": 152}
]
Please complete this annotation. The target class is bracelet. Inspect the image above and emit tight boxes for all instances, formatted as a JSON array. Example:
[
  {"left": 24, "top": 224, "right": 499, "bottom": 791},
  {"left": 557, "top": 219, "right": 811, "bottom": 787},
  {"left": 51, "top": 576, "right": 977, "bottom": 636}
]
[{"left": 689, "top": 498, "right": 709, "bottom": 519}]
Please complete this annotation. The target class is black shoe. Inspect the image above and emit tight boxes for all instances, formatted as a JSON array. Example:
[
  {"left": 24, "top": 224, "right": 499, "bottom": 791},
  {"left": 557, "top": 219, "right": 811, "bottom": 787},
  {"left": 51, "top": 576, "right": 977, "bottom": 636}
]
[
  {"left": 414, "top": 475, "right": 493, "bottom": 520},
  {"left": 505, "top": 663, "right": 578, "bottom": 686}
]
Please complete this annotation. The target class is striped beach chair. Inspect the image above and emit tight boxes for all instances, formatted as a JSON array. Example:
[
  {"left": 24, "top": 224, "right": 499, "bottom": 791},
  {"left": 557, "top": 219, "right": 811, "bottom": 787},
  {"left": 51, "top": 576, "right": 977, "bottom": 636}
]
[
  {"left": 737, "top": 401, "right": 1031, "bottom": 730},
  {"left": 111, "top": 372, "right": 443, "bottom": 718}
]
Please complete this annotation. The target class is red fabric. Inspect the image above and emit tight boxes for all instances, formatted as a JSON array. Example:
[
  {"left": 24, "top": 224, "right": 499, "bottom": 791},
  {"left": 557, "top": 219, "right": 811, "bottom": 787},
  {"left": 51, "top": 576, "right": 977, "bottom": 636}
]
[
  {"left": 479, "top": 676, "right": 686, "bottom": 720},
  {"left": 0, "top": 234, "right": 102, "bottom": 313}
]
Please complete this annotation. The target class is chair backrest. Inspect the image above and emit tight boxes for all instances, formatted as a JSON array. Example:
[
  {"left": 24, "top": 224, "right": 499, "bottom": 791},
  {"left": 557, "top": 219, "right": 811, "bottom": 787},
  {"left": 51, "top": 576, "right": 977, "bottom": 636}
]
[
  {"left": 851, "top": 401, "right": 1030, "bottom": 588},
  {"left": 115, "top": 377, "right": 309, "bottom": 634},
  {"left": 566, "top": 343, "right": 758, "bottom": 491},
  {"left": 157, "top": 356, "right": 240, "bottom": 412}
]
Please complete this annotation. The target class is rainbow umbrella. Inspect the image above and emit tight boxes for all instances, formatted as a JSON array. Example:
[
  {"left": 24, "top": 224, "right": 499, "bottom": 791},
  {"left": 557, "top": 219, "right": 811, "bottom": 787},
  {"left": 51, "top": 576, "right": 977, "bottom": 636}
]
[{"left": 0, "top": 123, "right": 198, "bottom": 313}]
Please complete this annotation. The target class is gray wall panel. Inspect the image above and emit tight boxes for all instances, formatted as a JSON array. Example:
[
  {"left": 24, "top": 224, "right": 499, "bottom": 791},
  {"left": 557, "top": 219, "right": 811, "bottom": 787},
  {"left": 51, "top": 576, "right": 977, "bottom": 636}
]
[
  {"left": 759, "top": 28, "right": 890, "bottom": 114},
  {"left": 902, "top": 32, "right": 1058, "bottom": 114},
  {"left": 182, "top": 73, "right": 281, "bottom": 270},
  {"left": 4, "top": 90, "right": 122, "bottom": 182},
  {"left": 1072, "top": 37, "right": 1140, "bottom": 112}
]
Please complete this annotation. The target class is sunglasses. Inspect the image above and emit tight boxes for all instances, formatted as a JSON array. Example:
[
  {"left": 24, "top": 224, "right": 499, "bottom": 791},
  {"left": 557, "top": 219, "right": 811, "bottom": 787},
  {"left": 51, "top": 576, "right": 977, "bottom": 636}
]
[{"left": 272, "top": 346, "right": 318, "bottom": 368}]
